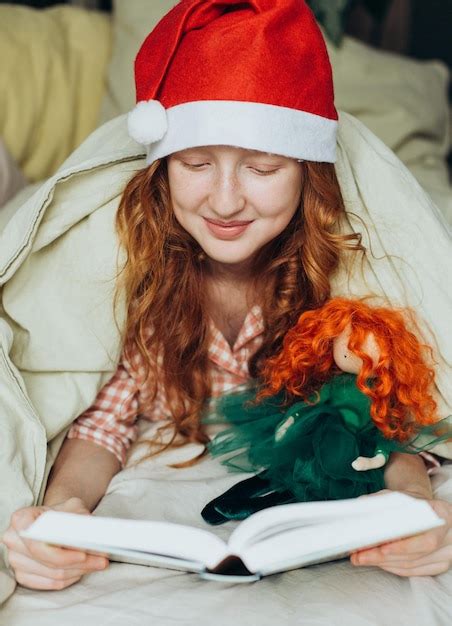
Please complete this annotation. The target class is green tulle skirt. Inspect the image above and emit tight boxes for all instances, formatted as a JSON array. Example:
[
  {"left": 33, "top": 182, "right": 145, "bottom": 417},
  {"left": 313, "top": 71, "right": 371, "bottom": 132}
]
[{"left": 201, "top": 374, "right": 450, "bottom": 525}]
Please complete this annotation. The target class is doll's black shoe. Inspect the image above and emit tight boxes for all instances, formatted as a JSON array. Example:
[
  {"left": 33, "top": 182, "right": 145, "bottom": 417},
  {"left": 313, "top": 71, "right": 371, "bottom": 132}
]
[{"left": 201, "top": 473, "right": 294, "bottom": 525}]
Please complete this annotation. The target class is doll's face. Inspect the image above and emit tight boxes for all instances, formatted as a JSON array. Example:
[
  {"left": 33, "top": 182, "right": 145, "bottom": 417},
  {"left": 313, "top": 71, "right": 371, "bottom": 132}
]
[
  {"left": 167, "top": 146, "right": 303, "bottom": 274},
  {"left": 333, "top": 324, "right": 381, "bottom": 374}
]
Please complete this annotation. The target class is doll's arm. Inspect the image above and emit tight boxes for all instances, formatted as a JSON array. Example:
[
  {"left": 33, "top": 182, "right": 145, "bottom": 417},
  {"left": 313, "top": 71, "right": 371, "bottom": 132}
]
[
  {"left": 352, "top": 428, "right": 395, "bottom": 470},
  {"left": 351, "top": 444, "right": 391, "bottom": 471}
]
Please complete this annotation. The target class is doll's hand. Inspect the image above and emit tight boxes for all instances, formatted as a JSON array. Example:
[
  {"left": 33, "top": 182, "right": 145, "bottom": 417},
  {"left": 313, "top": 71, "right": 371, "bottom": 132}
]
[
  {"left": 350, "top": 496, "right": 452, "bottom": 576},
  {"left": 1, "top": 497, "right": 109, "bottom": 590},
  {"left": 352, "top": 453, "right": 387, "bottom": 471}
]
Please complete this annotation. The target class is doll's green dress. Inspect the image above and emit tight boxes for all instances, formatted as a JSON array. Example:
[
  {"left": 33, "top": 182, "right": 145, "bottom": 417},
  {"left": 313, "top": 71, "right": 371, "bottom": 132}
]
[{"left": 202, "top": 374, "right": 449, "bottom": 525}]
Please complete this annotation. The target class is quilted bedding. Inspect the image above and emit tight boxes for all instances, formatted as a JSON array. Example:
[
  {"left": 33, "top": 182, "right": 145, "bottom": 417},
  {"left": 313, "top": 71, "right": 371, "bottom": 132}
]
[{"left": 1, "top": 431, "right": 451, "bottom": 626}]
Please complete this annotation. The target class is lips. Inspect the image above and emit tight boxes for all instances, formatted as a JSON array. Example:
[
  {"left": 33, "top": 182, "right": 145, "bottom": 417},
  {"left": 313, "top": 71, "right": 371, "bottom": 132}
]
[
  {"left": 204, "top": 218, "right": 253, "bottom": 239},
  {"left": 205, "top": 219, "right": 253, "bottom": 227}
]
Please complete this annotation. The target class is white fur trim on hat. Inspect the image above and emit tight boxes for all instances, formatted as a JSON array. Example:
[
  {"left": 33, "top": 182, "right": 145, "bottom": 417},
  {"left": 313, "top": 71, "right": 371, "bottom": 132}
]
[
  {"left": 144, "top": 100, "right": 337, "bottom": 163},
  {"left": 127, "top": 100, "right": 168, "bottom": 145}
]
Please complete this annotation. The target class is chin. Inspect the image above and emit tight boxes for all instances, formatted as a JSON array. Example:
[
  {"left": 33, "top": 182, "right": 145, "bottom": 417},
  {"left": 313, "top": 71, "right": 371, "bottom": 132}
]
[{"left": 202, "top": 244, "right": 256, "bottom": 266}]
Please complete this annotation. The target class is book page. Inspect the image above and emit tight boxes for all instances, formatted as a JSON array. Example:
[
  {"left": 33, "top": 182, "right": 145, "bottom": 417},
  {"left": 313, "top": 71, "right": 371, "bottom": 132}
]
[
  {"left": 21, "top": 512, "right": 229, "bottom": 570},
  {"left": 236, "top": 501, "right": 444, "bottom": 575},
  {"left": 86, "top": 546, "right": 206, "bottom": 573},
  {"left": 228, "top": 492, "right": 421, "bottom": 551}
]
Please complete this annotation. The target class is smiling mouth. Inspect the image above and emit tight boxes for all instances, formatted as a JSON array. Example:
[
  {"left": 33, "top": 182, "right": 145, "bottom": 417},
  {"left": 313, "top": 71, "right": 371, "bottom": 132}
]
[
  {"left": 204, "top": 218, "right": 253, "bottom": 227},
  {"left": 203, "top": 218, "right": 253, "bottom": 240}
]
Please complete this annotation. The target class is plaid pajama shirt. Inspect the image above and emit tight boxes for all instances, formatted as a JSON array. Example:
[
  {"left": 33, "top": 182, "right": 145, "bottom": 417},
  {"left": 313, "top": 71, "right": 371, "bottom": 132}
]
[
  {"left": 67, "top": 305, "right": 264, "bottom": 465},
  {"left": 67, "top": 303, "right": 441, "bottom": 473}
]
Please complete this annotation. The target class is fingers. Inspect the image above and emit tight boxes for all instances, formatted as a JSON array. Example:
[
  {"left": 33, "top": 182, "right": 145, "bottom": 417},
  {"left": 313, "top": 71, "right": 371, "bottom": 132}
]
[
  {"left": 379, "top": 561, "right": 450, "bottom": 577},
  {"left": 379, "top": 529, "right": 446, "bottom": 556},
  {"left": 367, "top": 555, "right": 451, "bottom": 577},
  {"left": 1, "top": 503, "right": 109, "bottom": 590},
  {"left": 9, "top": 506, "right": 47, "bottom": 532},
  {"left": 16, "top": 539, "right": 108, "bottom": 570},
  {"left": 350, "top": 532, "right": 452, "bottom": 576},
  {"left": 351, "top": 544, "right": 451, "bottom": 568},
  {"left": 3, "top": 525, "right": 101, "bottom": 570},
  {"left": 14, "top": 571, "right": 83, "bottom": 591},
  {"left": 349, "top": 498, "right": 452, "bottom": 577},
  {"left": 9, "top": 551, "right": 107, "bottom": 581},
  {"left": 379, "top": 548, "right": 452, "bottom": 571},
  {"left": 2, "top": 527, "right": 30, "bottom": 560},
  {"left": 21, "top": 538, "right": 105, "bottom": 569}
]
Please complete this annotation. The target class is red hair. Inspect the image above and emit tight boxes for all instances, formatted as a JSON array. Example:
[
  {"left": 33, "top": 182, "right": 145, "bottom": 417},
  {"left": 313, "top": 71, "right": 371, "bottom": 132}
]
[
  {"left": 114, "top": 161, "right": 363, "bottom": 462},
  {"left": 258, "top": 298, "right": 438, "bottom": 441}
]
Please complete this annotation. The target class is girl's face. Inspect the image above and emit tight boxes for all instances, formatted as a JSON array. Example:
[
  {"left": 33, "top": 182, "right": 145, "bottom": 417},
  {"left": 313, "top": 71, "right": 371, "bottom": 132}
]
[{"left": 167, "top": 146, "right": 303, "bottom": 274}]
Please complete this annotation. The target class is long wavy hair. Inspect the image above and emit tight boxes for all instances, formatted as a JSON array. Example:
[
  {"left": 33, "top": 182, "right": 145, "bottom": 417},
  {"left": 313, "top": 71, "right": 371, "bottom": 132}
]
[
  {"left": 115, "top": 159, "right": 363, "bottom": 461},
  {"left": 257, "top": 298, "right": 438, "bottom": 441}
]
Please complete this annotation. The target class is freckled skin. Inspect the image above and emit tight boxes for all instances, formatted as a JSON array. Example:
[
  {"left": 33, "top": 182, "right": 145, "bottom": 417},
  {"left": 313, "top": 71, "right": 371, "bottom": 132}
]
[{"left": 167, "top": 145, "right": 303, "bottom": 278}]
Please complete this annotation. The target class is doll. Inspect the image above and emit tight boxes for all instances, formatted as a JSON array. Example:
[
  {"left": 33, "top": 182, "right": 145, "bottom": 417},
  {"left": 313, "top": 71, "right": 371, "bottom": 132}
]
[{"left": 201, "top": 298, "right": 450, "bottom": 525}]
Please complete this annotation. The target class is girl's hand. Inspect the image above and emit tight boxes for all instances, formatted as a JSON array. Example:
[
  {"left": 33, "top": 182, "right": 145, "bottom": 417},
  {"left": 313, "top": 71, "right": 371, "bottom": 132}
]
[
  {"left": 350, "top": 492, "right": 452, "bottom": 576},
  {"left": 1, "top": 497, "right": 109, "bottom": 590}
]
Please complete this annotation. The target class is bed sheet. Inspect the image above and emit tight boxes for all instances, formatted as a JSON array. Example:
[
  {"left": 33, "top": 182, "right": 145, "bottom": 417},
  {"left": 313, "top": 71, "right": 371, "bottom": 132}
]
[{"left": 1, "top": 426, "right": 451, "bottom": 626}]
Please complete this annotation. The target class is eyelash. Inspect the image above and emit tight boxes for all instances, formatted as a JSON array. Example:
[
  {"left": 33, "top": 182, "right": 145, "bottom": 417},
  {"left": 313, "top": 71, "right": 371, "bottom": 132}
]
[
  {"left": 182, "top": 163, "right": 278, "bottom": 176},
  {"left": 251, "top": 168, "right": 279, "bottom": 176}
]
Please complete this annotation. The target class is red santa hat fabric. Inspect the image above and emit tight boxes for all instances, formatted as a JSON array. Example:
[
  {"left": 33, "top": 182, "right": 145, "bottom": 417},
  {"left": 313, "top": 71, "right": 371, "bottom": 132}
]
[{"left": 127, "top": 0, "right": 338, "bottom": 164}]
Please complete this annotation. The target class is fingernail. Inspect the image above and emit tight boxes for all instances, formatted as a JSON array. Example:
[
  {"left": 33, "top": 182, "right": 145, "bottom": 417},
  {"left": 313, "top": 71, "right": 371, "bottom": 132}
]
[{"left": 357, "top": 554, "right": 368, "bottom": 564}]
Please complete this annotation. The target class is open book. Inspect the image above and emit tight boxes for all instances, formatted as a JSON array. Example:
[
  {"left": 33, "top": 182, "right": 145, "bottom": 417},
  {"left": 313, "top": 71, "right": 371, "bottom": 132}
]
[{"left": 21, "top": 492, "right": 444, "bottom": 583}]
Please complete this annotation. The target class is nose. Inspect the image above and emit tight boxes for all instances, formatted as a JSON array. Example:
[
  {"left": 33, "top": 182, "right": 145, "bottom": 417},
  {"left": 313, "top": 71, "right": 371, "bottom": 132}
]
[{"left": 208, "top": 167, "right": 246, "bottom": 218}]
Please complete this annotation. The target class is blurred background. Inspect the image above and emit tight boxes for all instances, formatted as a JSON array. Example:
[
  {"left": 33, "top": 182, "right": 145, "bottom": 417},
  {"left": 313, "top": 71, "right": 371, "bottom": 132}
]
[{"left": 1, "top": 0, "right": 451, "bottom": 223}]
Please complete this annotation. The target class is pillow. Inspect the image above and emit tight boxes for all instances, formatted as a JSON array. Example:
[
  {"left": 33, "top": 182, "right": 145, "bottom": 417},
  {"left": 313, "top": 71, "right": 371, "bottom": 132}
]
[
  {"left": 326, "top": 36, "right": 452, "bottom": 223},
  {"left": 327, "top": 37, "right": 450, "bottom": 166},
  {"left": 0, "top": 5, "right": 111, "bottom": 182},
  {"left": 99, "top": 0, "right": 179, "bottom": 124}
]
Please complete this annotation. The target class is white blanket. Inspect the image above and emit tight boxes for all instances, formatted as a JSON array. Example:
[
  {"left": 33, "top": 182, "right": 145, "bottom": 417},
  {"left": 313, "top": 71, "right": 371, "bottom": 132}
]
[
  {"left": 0, "top": 112, "right": 451, "bottom": 612},
  {"left": 1, "top": 431, "right": 451, "bottom": 626}
]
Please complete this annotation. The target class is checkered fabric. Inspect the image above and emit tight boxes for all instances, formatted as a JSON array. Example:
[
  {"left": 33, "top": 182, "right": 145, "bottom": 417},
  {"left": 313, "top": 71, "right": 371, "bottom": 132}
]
[{"left": 67, "top": 305, "right": 264, "bottom": 465}]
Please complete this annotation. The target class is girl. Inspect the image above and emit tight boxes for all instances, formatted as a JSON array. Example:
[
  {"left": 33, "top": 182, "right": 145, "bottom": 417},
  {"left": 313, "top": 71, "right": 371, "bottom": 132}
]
[{"left": 2, "top": 0, "right": 451, "bottom": 590}]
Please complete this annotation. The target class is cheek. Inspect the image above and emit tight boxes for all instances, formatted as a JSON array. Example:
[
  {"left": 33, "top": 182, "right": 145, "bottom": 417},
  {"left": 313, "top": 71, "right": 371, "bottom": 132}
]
[
  {"left": 255, "top": 190, "right": 300, "bottom": 226},
  {"left": 251, "top": 202, "right": 298, "bottom": 247},
  {"left": 253, "top": 174, "right": 301, "bottom": 219},
  {"left": 168, "top": 162, "right": 201, "bottom": 208},
  {"left": 168, "top": 180, "right": 205, "bottom": 222}
]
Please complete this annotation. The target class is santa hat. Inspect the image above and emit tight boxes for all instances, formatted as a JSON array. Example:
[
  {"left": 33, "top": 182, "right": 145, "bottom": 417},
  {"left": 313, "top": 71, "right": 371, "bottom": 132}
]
[{"left": 128, "top": 0, "right": 338, "bottom": 164}]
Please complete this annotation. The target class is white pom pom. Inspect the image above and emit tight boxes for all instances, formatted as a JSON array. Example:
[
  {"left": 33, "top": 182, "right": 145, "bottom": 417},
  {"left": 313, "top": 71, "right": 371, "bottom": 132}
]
[{"left": 127, "top": 100, "right": 168, "bottom": 145}]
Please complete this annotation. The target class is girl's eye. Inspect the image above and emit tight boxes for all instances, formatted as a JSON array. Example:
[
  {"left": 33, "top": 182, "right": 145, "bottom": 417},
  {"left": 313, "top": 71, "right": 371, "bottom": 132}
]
[
  {"left": 180, "top": 161, "right": 279, "bottom": 175},
  {"left": 250, "top": 167, "right": 279, "bottom": 176},
  {"left": 182, "top": 162, "right": 209, "bottom": 170}
]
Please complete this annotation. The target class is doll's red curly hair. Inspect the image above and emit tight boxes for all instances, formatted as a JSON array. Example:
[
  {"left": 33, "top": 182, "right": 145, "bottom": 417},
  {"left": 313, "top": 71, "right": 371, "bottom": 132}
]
[{"left": 258, "top": 298, "right": 438, "bottom": 441}]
